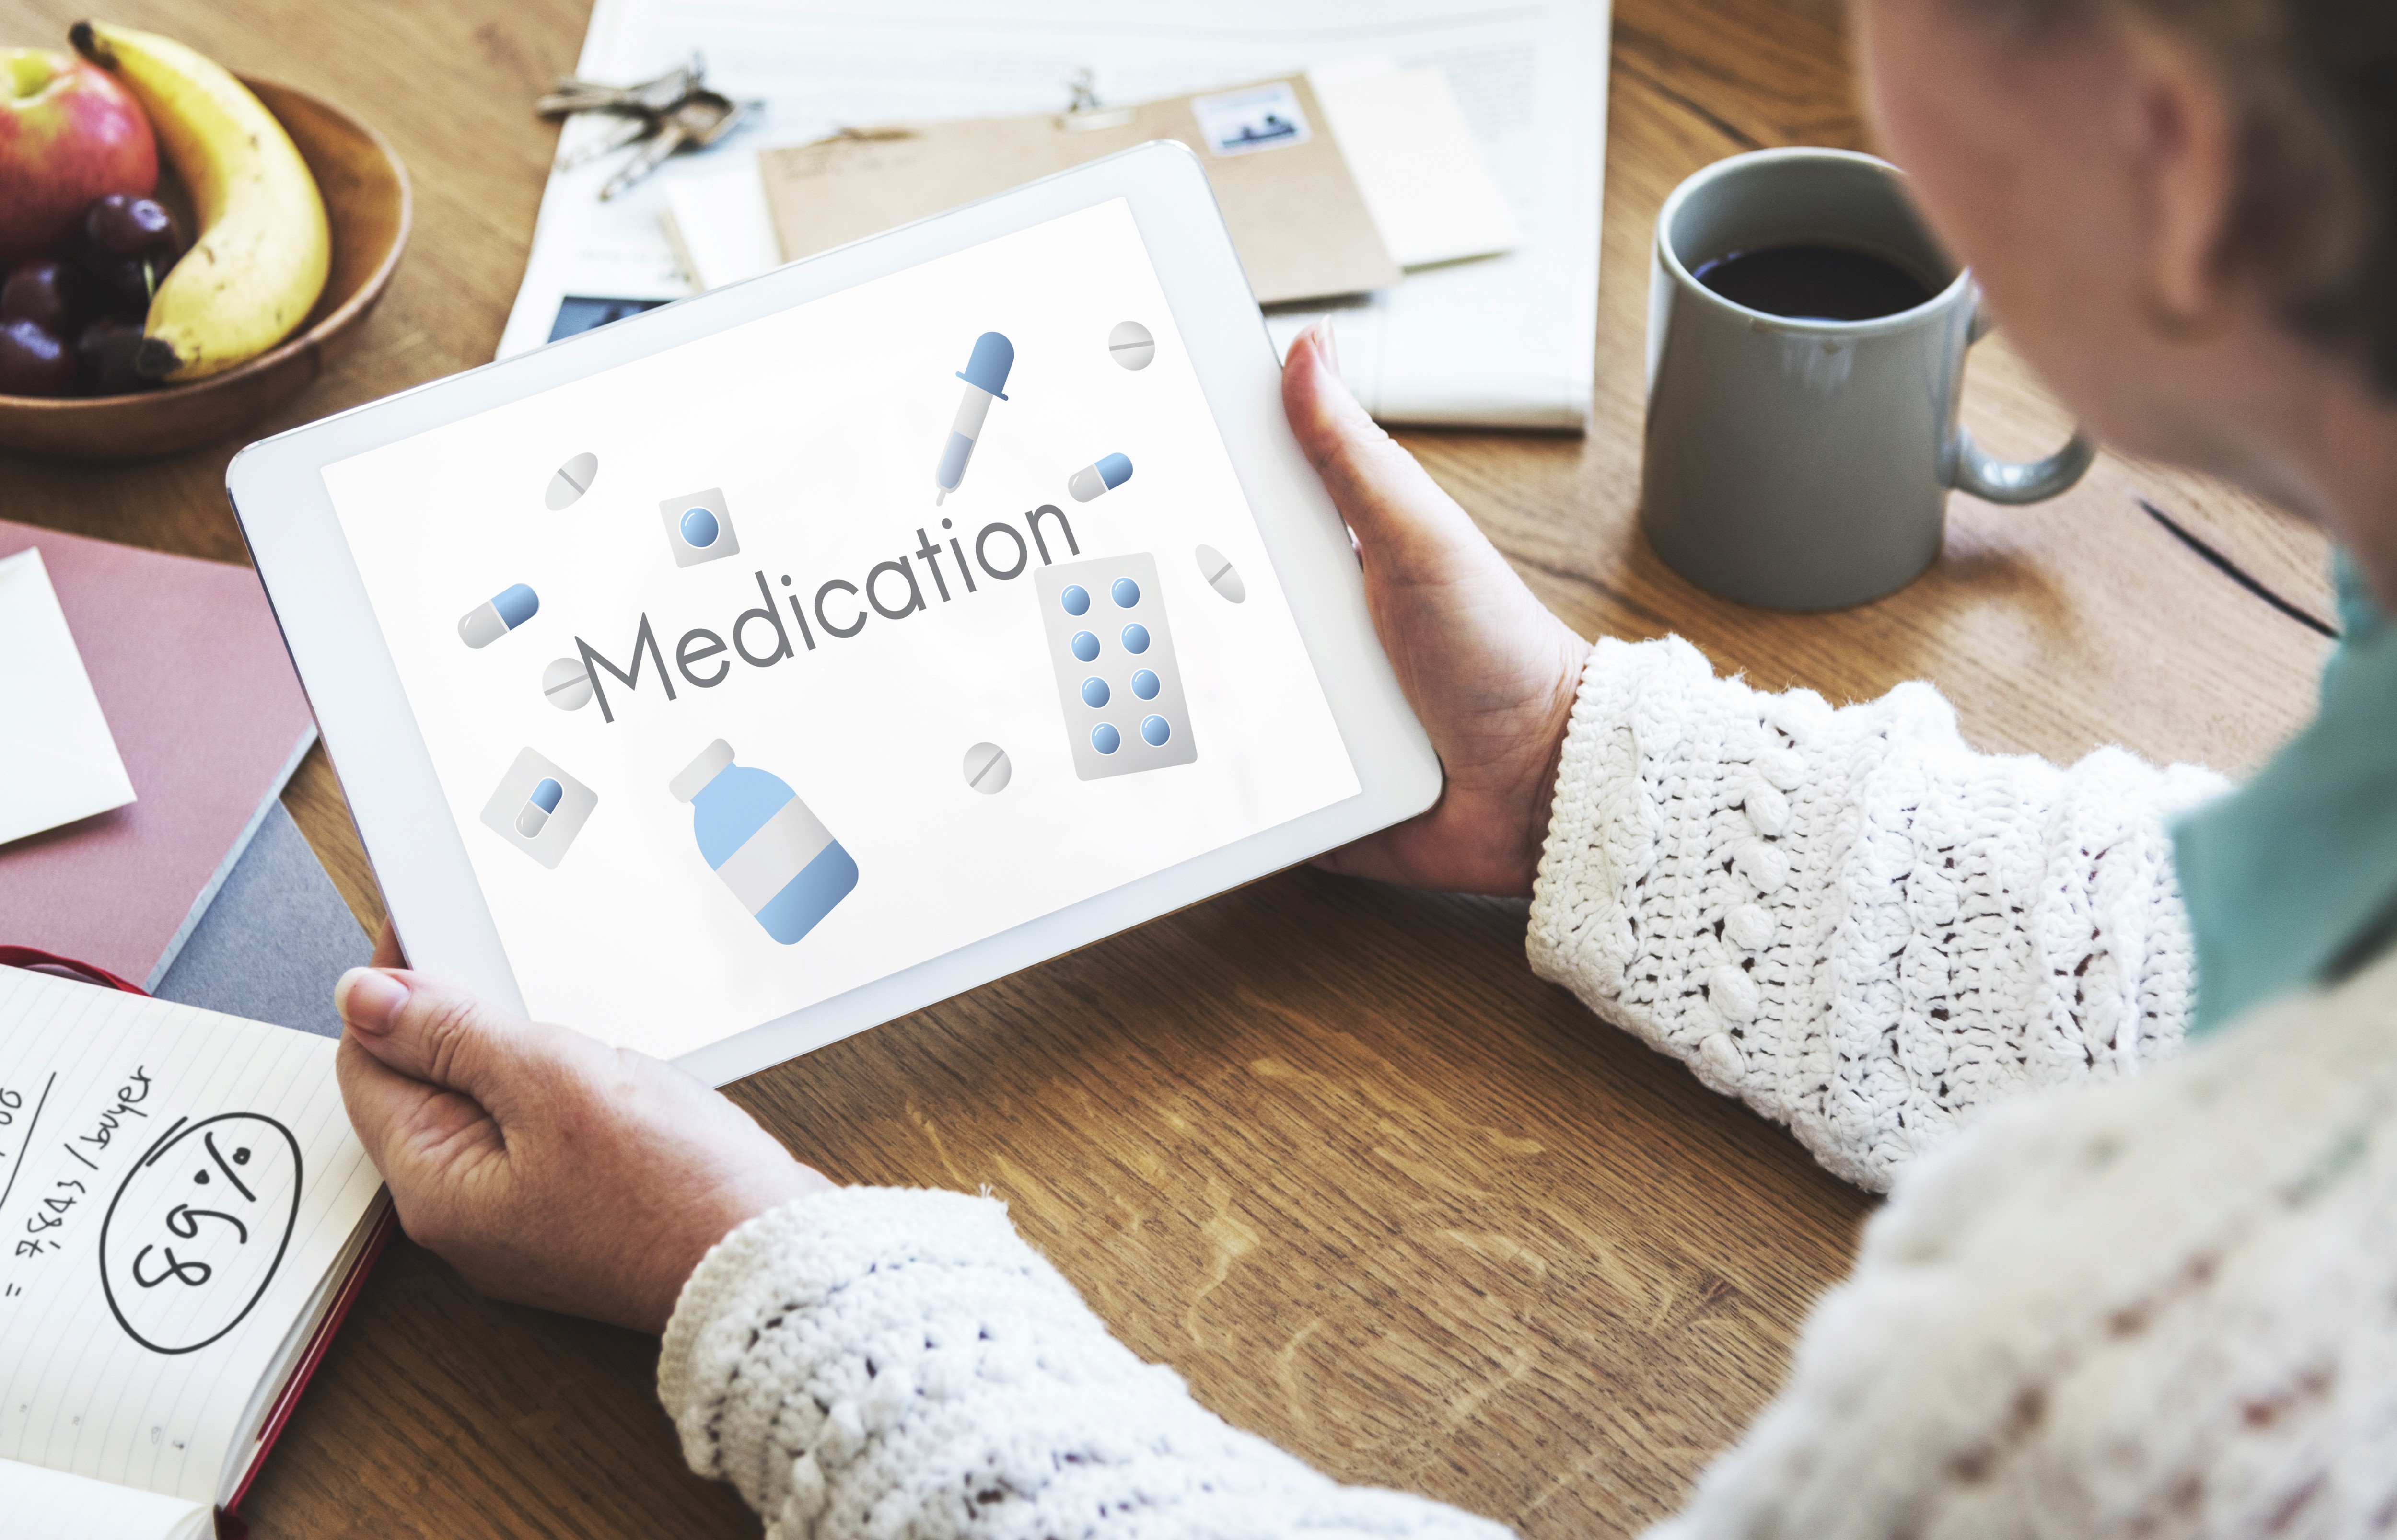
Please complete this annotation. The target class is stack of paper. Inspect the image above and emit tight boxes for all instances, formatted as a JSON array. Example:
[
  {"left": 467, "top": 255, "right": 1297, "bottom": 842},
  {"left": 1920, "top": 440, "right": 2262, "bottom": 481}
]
[{"left": 500, "top": 0, "right": 1610, "bottom": 430}]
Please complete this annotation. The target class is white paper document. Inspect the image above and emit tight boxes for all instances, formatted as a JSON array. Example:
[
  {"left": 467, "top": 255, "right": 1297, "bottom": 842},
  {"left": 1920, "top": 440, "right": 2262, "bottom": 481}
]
[
  {"left": 0, "top": 548, "right": 136, "bottom": 847},
  {"left": 499, "top": 0, "right": 1609, "bottom": 429}
]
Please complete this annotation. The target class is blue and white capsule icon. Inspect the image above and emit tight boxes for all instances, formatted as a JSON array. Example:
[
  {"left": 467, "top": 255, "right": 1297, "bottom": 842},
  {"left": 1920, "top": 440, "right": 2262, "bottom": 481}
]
[
  {"left": 935, "top": 331, "right": 1013, "bottom": 506},
  {"left": 459, "top": 584, "right": 538, "bottom": 648},
  {"left": 514, "top": 777, "right": 564, "bottom": 837},
  {"left": 1068, "top": 452, "right": 1133, "bottom": 503}
]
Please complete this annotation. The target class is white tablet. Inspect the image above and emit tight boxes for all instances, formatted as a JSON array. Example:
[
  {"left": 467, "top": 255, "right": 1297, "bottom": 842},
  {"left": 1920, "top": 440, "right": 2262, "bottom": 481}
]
[{"left": 229, "top": 142, "right": 1438, "bottom": 1084}]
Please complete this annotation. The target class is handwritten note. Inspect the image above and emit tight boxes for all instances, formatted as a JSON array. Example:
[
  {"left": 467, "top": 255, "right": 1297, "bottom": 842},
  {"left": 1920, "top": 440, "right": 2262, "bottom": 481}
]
[{"left": 0, "top": 967, "right": 378, "bottom": 1507}]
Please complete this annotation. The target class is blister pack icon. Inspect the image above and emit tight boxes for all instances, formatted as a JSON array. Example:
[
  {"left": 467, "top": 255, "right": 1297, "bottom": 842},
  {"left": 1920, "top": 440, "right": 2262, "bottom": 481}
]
[{"left": 1034, "top": 552, "right": 1197, "bottom": 781}]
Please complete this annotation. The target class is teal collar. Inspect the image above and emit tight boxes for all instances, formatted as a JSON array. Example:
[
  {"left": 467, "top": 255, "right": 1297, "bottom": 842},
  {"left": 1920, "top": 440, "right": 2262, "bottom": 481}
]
[{"left": 2176, "top": 553, "right": 2397, "bottom": 1033}]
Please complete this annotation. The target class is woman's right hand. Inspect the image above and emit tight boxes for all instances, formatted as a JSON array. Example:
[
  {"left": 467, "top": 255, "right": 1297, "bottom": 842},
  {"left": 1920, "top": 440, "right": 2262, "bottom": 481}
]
[
  {"left": 1282, "top": 322, "right": 1591, "bottom": 897},
  {"left": 334, "top": 942, "right": 834, "bottom": 1335}
]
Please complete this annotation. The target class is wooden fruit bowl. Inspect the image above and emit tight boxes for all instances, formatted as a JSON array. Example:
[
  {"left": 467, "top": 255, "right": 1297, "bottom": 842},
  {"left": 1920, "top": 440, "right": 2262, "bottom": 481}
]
[{"left": 0, "top": 76, "right": 411, "bottom": 462}]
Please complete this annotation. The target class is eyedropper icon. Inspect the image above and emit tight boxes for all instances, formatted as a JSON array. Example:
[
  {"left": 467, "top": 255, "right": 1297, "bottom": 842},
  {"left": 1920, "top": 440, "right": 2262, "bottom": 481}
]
[{"left": 935, "top": 331, "right": 1013, "bottom": 505}]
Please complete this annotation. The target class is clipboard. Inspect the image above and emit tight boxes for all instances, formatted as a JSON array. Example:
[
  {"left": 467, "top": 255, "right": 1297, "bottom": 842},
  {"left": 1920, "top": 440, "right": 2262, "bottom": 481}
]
[{"left": 759, "top": 75, "right": 1402, "bottom": 306}]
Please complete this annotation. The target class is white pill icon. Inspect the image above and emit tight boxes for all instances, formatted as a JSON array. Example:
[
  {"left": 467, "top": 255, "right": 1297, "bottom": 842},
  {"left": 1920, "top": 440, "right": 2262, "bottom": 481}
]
[
  {"left": 514, "top": 777, "right": 564, "bottom": 838},
  {"left": 1195, "top": 545, "right": 1245, "bottom": 603},
  {"left": 545, "top": 452, "right": 598, "bottom": 510},
  {"left": 543, "top": 656, "right": 593, "bottom": 711},
  {"left": 1068, "top": 453, "right": 1133, "bottom": 503},
  {"left": 962, "top": 741, "right": 1012, "bottom": 795},
  {"left": 458, "top": 584, "right": 539, "bottom": 648},
  {"left": 1109, "top": 321, "right": 1154, "bottom": 370}
]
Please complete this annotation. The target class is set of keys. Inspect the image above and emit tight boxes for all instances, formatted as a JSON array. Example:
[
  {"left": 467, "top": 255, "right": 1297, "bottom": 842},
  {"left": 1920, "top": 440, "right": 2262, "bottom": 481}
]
[{"left": 536, "top": 54, "right": 754, "bottom": 201}]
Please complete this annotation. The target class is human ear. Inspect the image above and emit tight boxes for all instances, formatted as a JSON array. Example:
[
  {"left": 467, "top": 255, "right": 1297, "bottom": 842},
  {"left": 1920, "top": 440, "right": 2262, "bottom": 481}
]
[{"left": 2125, "top": 20, "right": 2241, "bottom": 335}]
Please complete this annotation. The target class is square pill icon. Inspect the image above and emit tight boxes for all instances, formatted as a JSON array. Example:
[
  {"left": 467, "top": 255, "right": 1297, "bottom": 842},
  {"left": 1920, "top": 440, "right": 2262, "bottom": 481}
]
[
  {"left": 1035, "top": 552, "right": 1198, "bottom": 781},
  {"left": 479, "top": 747, "right": 598, "bottom": 868},
  {"left": 659, "top": 486, "right": 741, "bottom": 567}
]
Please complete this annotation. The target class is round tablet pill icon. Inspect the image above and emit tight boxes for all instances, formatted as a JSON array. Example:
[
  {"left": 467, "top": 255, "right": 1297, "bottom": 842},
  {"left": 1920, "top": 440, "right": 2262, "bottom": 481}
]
[
  {"left": 1092, "top": 722, "right": 1122, "bottom": 754},
  {"left": 1121, "top": 623, "right": 1150, "bottom": 654},
  {"left": 1081, "top": 676, "right": 1110, "bottom": 708},
  {"left": 515, "top": 777, "right": 564, "bottom": 838},
  {"left": 1196, "top": 544, "right": 1246, "bottom": 603},
  {"left": 1141, "top": 714, "right": 1172, "bottom": 747},
  {"left": 458, "top": 583, "right": 538, "bottom": 649},
  {"left": 1111, "top": 577, "right": 1140, "bottom": 607},
  {"left": 1109, "top": 320, "right": 1155, "bottom": 370},
  {"left": 543, "top": 656, "right": 593, "bottom": 711},
  {"left": 681, "top": 505, "right": 721, "bottom": 548},
  {"left": 1131, "top": 668, "right": 1160, "bottom": 700},
  {"left": 1068, "top": 453, "right": 1133, "bottom": 503},
  {"left": 1071, "top": 629, "right": 1101, "bottom": 662},
  {"left": 545, "top": 452, "right": 599, "bottom": 510},
  {"left": 1060, "top": 584, "right": 1091, "bottom": 616},
  {"left": 963, "top": 741, "right": 1012, "bottom": 795}
]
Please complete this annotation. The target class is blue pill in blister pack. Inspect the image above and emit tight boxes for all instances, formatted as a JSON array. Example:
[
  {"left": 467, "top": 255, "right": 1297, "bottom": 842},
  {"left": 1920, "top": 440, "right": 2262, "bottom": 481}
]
[
  {"left": 1092, "top": 722, "right": 1121, "bottom": 754},
  {"left": 1061, "top": 584, "right": 1090, "bottom": 615},
  {"left": 1141, "top": 715, "right": 1172, "bottom": 747},
  {"left": 1071, "top": 630, "right": 1101, "bottom": 662},
  {"left": 1081, "top": 676, "right": 1110, "bottom": 708},
  {"left": 458, "top": 583, "right": 539, "bottom": 649},
  {"left": 1112, "top": 577, "right": 1140, "bottom": 607},
  {"left": 1131, "top": 668, "right": 1159, "bottom": 700},
  {"left": 1121, "top": 623, "right": 1150, "bottom": 654}
]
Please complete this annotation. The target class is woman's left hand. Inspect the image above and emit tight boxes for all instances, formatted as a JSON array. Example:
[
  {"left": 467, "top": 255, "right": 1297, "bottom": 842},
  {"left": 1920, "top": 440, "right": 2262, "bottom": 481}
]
[{"left": 335, "top": 929, "right": 834, "bottom": 1334}]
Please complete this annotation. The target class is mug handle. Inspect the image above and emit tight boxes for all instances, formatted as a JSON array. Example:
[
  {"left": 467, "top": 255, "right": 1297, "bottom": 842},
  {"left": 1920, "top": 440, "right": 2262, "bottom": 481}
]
[{"left": 1947, "top": 303, "right": 2096, "bottom": 505}]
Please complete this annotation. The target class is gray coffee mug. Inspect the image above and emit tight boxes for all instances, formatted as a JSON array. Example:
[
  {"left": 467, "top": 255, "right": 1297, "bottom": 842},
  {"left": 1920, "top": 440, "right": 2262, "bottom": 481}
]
[{"left": 1640, "top": 148, "right": 2093, "bottom": 611}]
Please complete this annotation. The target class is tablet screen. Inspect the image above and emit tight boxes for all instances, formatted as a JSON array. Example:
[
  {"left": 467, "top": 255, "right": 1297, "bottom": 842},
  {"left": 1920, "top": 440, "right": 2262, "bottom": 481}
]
[{"left": 320, "top": 200, "right": 1362, "bottom": 1057}]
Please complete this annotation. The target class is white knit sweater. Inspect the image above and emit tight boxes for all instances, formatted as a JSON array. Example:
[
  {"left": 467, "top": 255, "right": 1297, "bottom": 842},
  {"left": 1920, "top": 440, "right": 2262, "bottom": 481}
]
[{"left": 659, "top": 637, "right": 2393, "bottom": 1537}]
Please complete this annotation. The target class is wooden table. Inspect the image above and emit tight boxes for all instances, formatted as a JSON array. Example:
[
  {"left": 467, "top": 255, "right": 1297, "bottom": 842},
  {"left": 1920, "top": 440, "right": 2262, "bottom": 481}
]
[{"left": 0, "top": 0, "right": 2336, "bottom": 1534}]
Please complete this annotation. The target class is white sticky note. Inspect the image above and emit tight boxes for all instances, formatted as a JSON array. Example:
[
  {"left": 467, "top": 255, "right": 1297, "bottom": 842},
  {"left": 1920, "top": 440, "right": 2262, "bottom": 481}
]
[
  {"left": 1310, "top": 57, "right": 1525, "bottom": 269},
  {"left": 0, "top": 547, "right": 137, "bottom": 845}
]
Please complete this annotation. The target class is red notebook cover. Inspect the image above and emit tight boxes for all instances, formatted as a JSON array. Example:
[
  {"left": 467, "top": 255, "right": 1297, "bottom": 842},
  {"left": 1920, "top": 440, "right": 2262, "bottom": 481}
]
[{"left": 0, "top": 521, "right": 316, "bottom": 988}]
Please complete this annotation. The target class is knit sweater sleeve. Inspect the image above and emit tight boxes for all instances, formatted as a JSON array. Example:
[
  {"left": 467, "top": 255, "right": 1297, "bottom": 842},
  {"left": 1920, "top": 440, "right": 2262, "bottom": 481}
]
[
  {"left": 656, "top": 1186, "right": 1513, "bottom": 1540},
  {"left": 1527, "top": 636, "right": 2230, "bottom": 1192}
]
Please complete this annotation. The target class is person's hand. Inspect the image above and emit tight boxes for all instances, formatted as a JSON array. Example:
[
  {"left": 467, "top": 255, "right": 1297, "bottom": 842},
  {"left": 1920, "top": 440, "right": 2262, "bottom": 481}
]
[
  {"left": 335, "top": 933, "right": 834, "bottom": 1334},
  {"left": 1282, "top": 321, "right": 1590, "bottom": 896}
]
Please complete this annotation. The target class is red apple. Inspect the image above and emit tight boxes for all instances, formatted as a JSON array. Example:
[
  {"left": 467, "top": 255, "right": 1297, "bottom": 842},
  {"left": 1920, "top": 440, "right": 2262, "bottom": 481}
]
[{"left": 0, "top": 49, "right": 156, "bottom": 265}]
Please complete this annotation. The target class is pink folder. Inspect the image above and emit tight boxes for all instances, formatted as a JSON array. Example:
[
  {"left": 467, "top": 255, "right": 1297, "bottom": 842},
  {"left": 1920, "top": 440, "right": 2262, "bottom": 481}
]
[{"left": 0, "top": 520, "right": 317, "bottom": 987}]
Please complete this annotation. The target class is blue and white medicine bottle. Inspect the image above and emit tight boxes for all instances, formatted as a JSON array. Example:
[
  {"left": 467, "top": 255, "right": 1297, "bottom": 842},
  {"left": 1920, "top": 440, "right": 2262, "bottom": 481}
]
[{"left": 669, "top": 739, "right": 859, "bottom": 945}]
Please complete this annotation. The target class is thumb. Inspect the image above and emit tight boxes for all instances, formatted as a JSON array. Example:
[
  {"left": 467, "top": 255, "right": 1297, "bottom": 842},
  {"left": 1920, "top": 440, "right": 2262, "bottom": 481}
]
[
  {"left": 1280, "top": 320, "right": 1489, "bottom": 566},
  {"left": 335, "top": 966, "right": 555, "bottom": 1123}
]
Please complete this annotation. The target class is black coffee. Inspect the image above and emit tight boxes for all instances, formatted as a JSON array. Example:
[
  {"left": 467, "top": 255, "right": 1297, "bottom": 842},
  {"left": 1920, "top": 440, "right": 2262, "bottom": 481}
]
[{"left": 1690, "top": 243, "right": 1933, "bottom": 322}]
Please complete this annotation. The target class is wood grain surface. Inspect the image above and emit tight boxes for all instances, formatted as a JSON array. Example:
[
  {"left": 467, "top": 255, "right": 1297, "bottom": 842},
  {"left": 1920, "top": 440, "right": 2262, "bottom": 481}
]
[{"left": 0, "top": 0, "right": 2334, "bottom": 1535}]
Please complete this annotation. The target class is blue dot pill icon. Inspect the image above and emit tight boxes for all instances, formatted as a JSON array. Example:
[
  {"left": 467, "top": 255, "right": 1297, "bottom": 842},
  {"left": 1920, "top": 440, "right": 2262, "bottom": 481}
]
[
  {"left": 515, "top": 777, "right": 564, "bottom": 837},
  {"left": 1081, "top": 676, "right": 1110, "bottom": 708},
  {"left": 1121, "top": 623, "right": 1150, "bottom": 654},
  {"left": 1071, "top": 630, "right": 1101, "bottom": 662},
  {"left": 1092, "top": 723, "right": 1122, "bottom": 754},
  {"left": 1068, "top": 452, "right": 1135, "bottom": 503},
  {"left": 680, "top": 506, "right": 721, "bottom": 548},
  {"left": 659, "top": 487, "right": 740, "bottom": 567},
  {"left": 1111, "top": 577, "right": 1140, "bottom": 607},
  {"left": 458, "top": 583, "right": 539, "bottom": 649},
  {"left": 1061, "top": 584, "right": 1090, "bottom": 615},
  {"left": 1131, "top": 668, "right": 1160, "bottom": 700},
  {"left": 1141, "top": 715, "right": 1171, "bottom": 747}
]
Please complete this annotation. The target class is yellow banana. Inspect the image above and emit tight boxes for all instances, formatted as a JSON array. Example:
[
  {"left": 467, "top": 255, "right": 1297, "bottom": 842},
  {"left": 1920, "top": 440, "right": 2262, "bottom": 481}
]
[{"left": 69, "top": 21, "right": 328, "bottom": 382}]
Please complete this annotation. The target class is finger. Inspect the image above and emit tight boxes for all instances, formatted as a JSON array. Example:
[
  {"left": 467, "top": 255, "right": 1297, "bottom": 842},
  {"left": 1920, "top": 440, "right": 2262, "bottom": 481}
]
[
  {"left": 370, "top": 921, "right": 404, "bottom": 970},
  {"left": 335, "top": 1032, "right": 504, "bottom": 1200},
  {"left": 335, "top": 966, "right": 565, "bottom": 1122},
  {"left": 1280, "top": 322, "right": 1489, "bottom": 562}
]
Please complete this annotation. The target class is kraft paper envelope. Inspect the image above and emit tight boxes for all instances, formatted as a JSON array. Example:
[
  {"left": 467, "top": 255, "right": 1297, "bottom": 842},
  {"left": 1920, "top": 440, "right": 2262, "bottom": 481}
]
[
  {"left": 0, "top": 547, "right": 136, "bottom": 846},
  {"left": 760, "top": 75, "right": 1402, "bottom": 306}
]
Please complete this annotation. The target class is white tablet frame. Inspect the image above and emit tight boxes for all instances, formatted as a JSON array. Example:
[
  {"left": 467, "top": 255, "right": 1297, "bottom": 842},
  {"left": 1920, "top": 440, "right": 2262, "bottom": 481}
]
[{"left": 228, "top": 141, "right": 1440, "bottom": 1086}]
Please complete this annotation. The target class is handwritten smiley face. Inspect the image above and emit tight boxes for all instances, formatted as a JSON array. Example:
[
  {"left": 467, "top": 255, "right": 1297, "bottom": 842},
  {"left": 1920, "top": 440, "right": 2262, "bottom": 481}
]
[{"left": 99, "top": 1113, "right": 303, "bottom": 1355}]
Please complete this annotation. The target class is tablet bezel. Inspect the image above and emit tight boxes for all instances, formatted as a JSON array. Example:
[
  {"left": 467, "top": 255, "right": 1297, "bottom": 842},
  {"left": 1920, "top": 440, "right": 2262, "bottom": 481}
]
[{"left": 228, "top": 141, "right": 1440, "bottom": 1085}]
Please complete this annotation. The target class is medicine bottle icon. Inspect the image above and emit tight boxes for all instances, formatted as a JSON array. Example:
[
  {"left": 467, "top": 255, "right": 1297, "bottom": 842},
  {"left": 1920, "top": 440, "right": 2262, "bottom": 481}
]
[{"left": 669, "top": 739, "right": 858, "bottom": 945}]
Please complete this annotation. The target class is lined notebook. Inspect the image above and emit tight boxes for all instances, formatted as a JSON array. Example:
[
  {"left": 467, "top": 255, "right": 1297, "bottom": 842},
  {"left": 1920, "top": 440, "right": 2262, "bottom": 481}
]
[{"left": 0, "top": 966, "right": 386, "bottom": 1539}]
